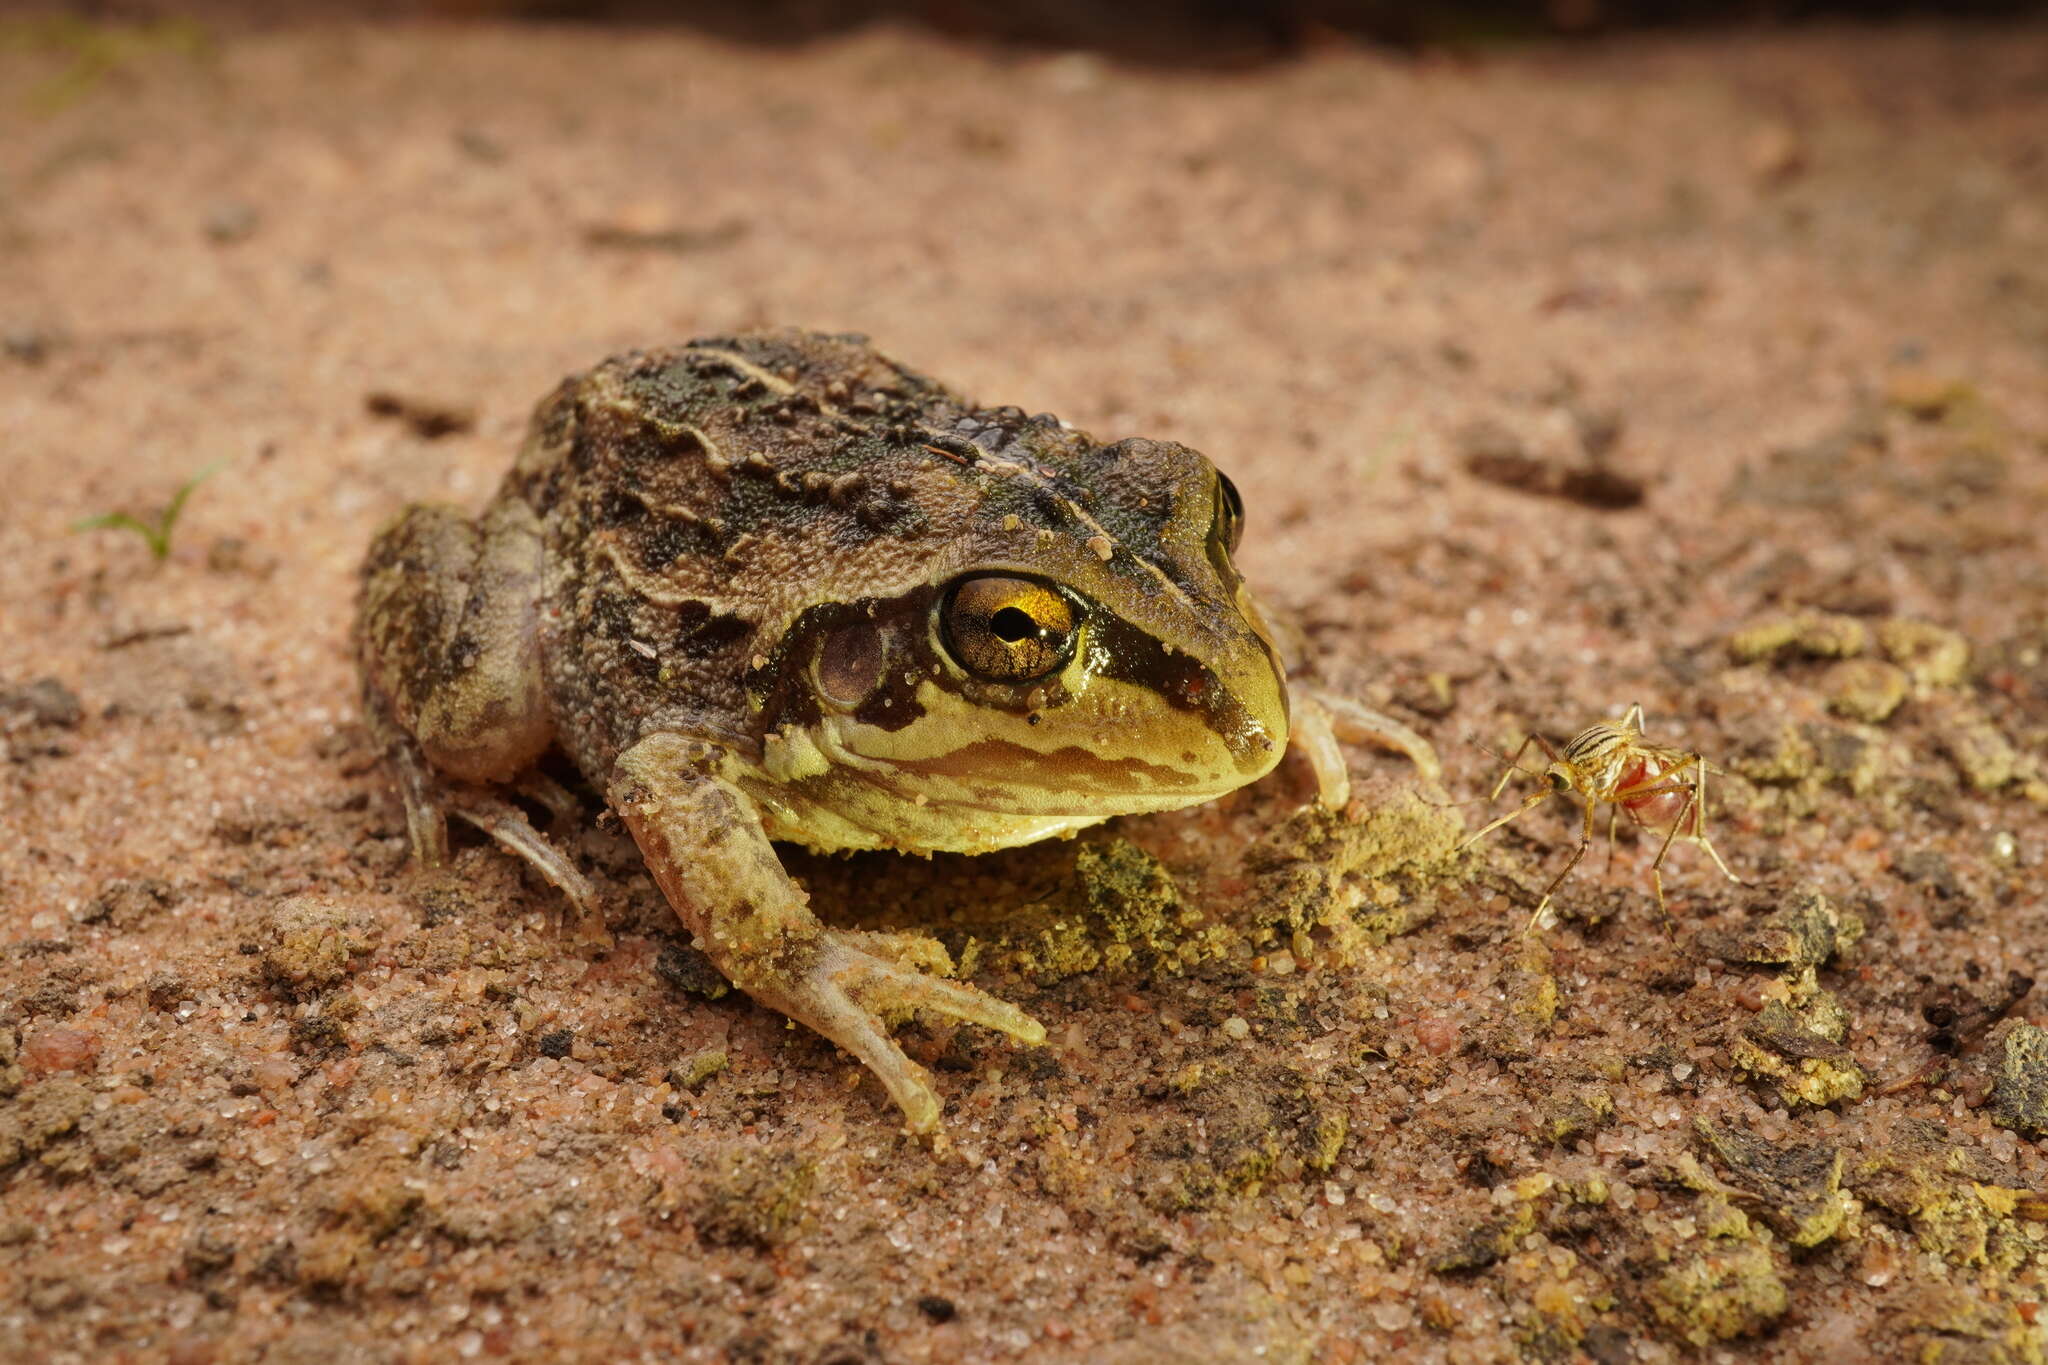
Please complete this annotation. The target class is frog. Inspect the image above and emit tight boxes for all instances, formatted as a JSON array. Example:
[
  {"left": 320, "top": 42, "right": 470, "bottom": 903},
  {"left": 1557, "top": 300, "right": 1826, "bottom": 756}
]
[{"left": 357, "top": 328, "right": 1430, "bottom": 1133}]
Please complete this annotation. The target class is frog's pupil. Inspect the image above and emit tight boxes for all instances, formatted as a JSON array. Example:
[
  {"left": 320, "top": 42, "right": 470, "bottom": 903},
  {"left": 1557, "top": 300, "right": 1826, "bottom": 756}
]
[{"left": 991, "top": 607, "right": 1037, "bottom": 643}]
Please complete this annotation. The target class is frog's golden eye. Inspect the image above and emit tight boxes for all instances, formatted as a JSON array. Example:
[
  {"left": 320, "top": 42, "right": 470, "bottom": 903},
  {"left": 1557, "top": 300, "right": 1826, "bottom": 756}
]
[
  {"left": 940, "top": 576, "right": 1079, "bottom": 683},
  {"left": 1214, "top": 472, "right": 1245, "bottom": 552}
]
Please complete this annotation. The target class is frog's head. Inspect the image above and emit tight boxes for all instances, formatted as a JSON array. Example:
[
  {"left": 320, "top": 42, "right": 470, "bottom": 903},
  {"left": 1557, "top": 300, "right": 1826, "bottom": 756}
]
[{"left": 745, "top": 430, "right": 1291, "bottom": 855}]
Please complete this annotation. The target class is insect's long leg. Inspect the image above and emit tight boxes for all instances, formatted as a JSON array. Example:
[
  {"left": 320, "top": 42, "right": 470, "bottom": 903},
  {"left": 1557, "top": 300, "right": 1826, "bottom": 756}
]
[
  {"left": 1612, "top": 771, "right": 1695, "bottom": 888},
  {"left": 1691, "top": 756, "right": 1745, "bottom": 885},
  {"left": 1457, "top": 788, "right": 1555, "bottom": 853},
  {"left": 1611, "top": 776, "right": 1695, "bottom": 803},
  {"left": 1645, "top": 781, "right": 1696, "bottom": 925},
  {"left": 1485, "top": 734, "right": 1543, "bottom": 805},
  {"left": 1698, "top": 837, "right": 1743, "bottom": 884},
  {"left": 1526, "top": 793, "right": 1596, "bottom": 934},
  {"left": 1603, "top": 801, "right": 1620, "bottom": 881},
  {"left": 1687, "top": 752, "right": 1706, "bottom": 840},
  {"left": 1611, "top": 743, "right": 1697, "bottom": 802},
  {"left": 1618, "top": 760, "right": 1746, "bottom": 880},
  {"left": 1613, "top": 765, "right": 1695, "bottom": 806}
]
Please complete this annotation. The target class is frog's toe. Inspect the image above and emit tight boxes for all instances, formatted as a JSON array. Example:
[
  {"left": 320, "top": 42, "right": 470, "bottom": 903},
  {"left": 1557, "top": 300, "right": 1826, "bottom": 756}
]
[
  {"left": 822, "top": 930, "right": 1045, "bottom": 1042},
  {"left": 774, "top": 933, "right": 1045, "bottom": 1131},
  {"left": 388, "top": 739, "right": 451, "bottom": 865},
  {"left": 446, "top": 789, "right": 604, "bottom": 935},
  {"left": 391, "top": 751, "right": 604, "bottom": 938},
  {"left": 1294, "top": 690, "right": 1446, "bottom": 809},
  {"left": 834, "top": 950, "right": 1046, "bottom": 1046},
  {"left": 1321, "top": 693, "right": 1442, "bottom": 785},
  {"left": 805, "top": 995, "right": 946, "bottom": 1134}
]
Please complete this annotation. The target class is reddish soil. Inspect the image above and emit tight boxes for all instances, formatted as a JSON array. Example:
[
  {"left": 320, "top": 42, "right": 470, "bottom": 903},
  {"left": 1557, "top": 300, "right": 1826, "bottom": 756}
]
[{"left": 3, "top": 16, "right": 2047, "bottom": 1363}]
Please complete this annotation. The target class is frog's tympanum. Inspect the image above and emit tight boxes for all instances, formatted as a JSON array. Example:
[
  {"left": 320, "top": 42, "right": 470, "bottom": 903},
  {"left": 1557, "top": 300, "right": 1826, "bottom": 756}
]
[{"left": 358, "top": 329, "right": 1332, "bottom": 1131}]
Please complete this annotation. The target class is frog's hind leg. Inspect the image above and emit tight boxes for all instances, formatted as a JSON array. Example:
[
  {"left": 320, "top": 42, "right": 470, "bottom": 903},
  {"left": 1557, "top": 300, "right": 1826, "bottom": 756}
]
[
  {"left": 446, "top": 788, "right": 605, "bottom": 942},
  {"left": 356, "top": 499, "right": 554, "bottom": 788},
  {"left": 363, "top": 685, "right": 452, "bottom": 867},
  {"left": 358, "top": 498, "right": 599, "bottom": 935},
  {"left": 366, "top": 686, "right": 600, "bottom": 927}
]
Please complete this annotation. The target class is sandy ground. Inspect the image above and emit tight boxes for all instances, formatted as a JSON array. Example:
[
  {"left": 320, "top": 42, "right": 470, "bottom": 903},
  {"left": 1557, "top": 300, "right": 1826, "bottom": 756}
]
[{"left": 4, "top": 14, "right": 2048, "bottom": 1364}]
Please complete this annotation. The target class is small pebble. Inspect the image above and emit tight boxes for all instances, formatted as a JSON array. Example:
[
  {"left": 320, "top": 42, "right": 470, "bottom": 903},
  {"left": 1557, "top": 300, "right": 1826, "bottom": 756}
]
[
  {"left": 1413, "top": 1016, "right": 1461, "bottom": 1056},
  {"left": 1, "top": 677, "right": 83, "bottom": 728},
  {"left": 1877, "top": 618, "right": 1970, "bottom": 688},
  {"left": 1748, "top": 120, "right": 1808, "bottom": 185},
  {"left": 3, "top": 328, "right": 50, "bottom": 364},
  {"left": 204, "top": 201, "right": 260, "bottom": 244},
  {"left": 251, "top": 1055, "right": 299, "bottom": 1092},
  {"left": 1822, "top": 658, "right": 1908, "bottom": 723},
  {"left": 24, "top": 1028, "right": 100, "bottom": 1074}
]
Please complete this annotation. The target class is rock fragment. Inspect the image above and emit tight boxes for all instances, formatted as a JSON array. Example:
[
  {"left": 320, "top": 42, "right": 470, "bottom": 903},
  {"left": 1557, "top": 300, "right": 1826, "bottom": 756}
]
[
  {"left": 1732, "top": 998, "right": 1866, "bottom": 1109},
  {"left": 1726, "top": 611, "right": 1867, "bottom": 663},
  {"left": 1822, "top": 658, "right": 1908, "bottom": 723},
  {"left": 1646, "top": 1242, "right": 1788, "bottom": 1347},
  {"left": 1696, "top": 887, "right": 1862, "bottom": 971},
  {"left": 263, "top": 896, "right": 370, "bottom": 991},
  {"left": 1692, "top": 1120, "right": 1849, "bottom": 1247},
  {"left": 1992, "top": 1022, "right": 2048, "bottom": 1139}
]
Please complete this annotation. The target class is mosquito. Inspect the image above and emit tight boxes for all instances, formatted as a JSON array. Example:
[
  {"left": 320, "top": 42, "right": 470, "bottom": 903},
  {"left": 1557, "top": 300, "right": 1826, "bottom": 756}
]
[{"left": 1459, "top": 703, "right": 1742, "bottom": 927}]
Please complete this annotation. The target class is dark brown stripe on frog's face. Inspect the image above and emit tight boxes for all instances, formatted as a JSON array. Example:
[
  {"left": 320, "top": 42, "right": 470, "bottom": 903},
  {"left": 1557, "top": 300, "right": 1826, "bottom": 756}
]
[{"left": 1084, "top": 611, "right": 1282, "bottom": 772}]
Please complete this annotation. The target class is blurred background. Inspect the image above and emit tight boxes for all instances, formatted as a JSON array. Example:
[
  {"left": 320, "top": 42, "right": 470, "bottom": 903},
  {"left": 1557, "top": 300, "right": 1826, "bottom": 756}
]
[
  {"left": 21, "top": 0, "right": 2048, "bottom": 57},
  {"left": 12, "top": 0, "right": 2048, "bottom": 62},
  {"left": 5, "top": 4, "right": 2048, "bottom": 1362}
]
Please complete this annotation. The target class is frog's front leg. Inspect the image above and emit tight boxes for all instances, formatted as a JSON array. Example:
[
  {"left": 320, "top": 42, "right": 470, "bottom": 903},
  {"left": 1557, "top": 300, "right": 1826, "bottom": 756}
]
[
  {"left": 1292, "top": 691, "right": 1445, "bottom": 809},
  {"left": 611, "top": 733, "right": 1045, "bottom": 1133}
]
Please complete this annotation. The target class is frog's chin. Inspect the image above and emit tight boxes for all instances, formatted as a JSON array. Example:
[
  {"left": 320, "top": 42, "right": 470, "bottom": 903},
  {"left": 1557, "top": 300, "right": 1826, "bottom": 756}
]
[
  {"left": 754, "top": 796, "right": 1107, "bottom": 856},
  {"left": 744, "top": 774, "right": 1233, "bottom": 856}
]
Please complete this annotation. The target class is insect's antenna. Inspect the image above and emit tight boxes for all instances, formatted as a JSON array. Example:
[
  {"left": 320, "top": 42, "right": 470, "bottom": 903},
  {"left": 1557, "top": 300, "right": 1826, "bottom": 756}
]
[
  {"left": 1469, "top": 738, "right": 1550, "bottom": 781},
  {"left": 1424, "top": 792, "right": 1505, "bottom": 810},
  {"left": 1454, "top": 788, "right": 1555, "bottom": 853},
  {"left": 1421, "top": 737, "right": 1543, "bottom": 811}
]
